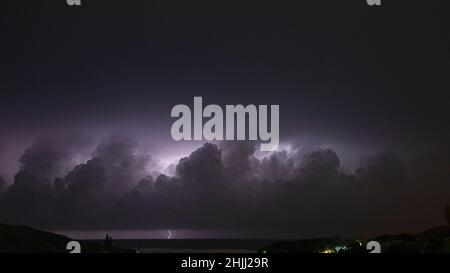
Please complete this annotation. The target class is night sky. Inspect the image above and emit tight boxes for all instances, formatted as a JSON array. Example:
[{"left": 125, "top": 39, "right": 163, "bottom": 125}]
[{"left": 0, "top": 1, "right": 449, "bottom": 238}]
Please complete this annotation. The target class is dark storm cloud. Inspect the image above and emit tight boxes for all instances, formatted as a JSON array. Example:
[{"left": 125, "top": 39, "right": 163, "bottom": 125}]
[
  {"left": 90, "top": 133, "right": 151, "bottom": 193},
  {"left": 220, "top": 141, "right": 258, "bottom": 179},
  {"left": 259, "top": 150, "right": 297, "bottom": 181},
  {"left": 1, "top": 134, "right": 450, "bottom": 237},
  {"left": 50, "top": 133, "right": 153, "bottom": 226},
  {"left": 176, "top": 143, "right": 225, "bottom": 193},
  {"left": 0, "top": 176, "right": 5, "bottom": 193},
  {"left": 17, "top": 134, "right": 93, "bottom": 182}
]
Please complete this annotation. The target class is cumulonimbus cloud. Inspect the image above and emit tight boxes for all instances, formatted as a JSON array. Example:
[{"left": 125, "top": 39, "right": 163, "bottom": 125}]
[{"left": 0, "top": 134, "right": 449, "bottom": 238}]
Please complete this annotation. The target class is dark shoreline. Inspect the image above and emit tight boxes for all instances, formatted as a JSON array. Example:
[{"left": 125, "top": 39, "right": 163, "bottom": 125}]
[{"left": 2, "top": 222, "right": 450, "bottom": 253}]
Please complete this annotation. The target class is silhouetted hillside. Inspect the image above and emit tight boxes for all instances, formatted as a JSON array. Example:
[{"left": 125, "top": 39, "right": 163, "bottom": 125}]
[
  {"left": 259, "top": 225, "right": 450, "bottom": 253},
  {"left": 0, "top": 223, "right": 132, "bottom": 253}
]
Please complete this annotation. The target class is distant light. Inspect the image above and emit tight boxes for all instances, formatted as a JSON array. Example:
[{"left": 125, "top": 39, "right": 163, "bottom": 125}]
[{"left": 334, "top": 245, "right": 348, "bottom": 252}]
